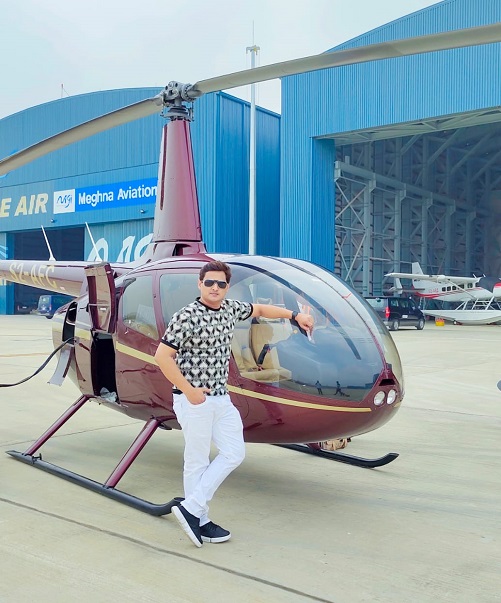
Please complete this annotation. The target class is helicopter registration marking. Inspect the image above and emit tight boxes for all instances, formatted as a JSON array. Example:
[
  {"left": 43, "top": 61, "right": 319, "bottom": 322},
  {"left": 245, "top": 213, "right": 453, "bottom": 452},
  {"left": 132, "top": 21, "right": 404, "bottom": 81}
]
[
  {"left": 227, "top": 385, "right": 371, "bottom": 412},
  {"left": 8, "top": 261, "right": 57, "bottom": 289}
]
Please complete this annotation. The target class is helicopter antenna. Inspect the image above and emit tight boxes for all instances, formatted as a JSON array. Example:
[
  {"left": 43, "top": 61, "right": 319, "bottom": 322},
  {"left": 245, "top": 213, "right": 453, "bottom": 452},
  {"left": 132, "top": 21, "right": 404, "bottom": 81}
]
[
  {"left": 85, "top": 222, "right": 102, "bottom": 262},
  {"left": 41, "top": 225, "right": 56, "bottom": 261}
]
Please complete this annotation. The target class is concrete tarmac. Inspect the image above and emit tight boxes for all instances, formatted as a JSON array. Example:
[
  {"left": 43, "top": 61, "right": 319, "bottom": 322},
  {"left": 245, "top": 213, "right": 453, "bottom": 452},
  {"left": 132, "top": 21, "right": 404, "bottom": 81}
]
[{"left": 0, "top": 315, "right": 500, "bottom": 603}]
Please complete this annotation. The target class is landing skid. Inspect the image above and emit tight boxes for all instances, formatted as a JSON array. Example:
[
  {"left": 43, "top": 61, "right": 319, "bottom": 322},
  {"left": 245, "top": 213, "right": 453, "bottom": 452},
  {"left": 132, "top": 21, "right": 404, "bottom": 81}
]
[
  {"left": 275, "top": 443, "right": 399, "bottom": 468},
  {"left": 6, "top": 394, "right": 183, "bottom": 516},
  {"left": 7, "top": 451, "right": 183, "bottom": 516}
]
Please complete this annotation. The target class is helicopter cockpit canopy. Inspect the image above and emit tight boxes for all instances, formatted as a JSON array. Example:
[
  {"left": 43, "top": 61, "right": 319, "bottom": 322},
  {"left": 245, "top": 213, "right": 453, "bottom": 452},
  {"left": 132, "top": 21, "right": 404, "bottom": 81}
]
[{"left": 221, "top": 256, "right": 402, "bottom": 401}]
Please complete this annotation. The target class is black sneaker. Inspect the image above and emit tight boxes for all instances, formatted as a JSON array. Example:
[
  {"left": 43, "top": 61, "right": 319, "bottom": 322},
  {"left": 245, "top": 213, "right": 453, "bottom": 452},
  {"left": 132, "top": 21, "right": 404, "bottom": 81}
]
[
  {"left": 200, "top": 521, "right": 231, "bottom": 543},
  {"left": 172, "top": 505, "right": 203, "bottom": 547}
]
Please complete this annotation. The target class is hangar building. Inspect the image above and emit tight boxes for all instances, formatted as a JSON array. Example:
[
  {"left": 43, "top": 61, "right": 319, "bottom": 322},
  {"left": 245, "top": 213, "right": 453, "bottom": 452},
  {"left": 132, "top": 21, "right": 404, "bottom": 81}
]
[
  {"left": 2, "top": 0, "right": 501, "bottom": 312},
  {"left": 281, "top": 0, "right": 501, "bottom": 294}
]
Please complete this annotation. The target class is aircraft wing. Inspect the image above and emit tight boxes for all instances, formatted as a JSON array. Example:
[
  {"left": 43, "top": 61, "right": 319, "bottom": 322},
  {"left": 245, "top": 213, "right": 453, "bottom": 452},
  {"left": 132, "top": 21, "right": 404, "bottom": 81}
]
[{"left": 385, "top": 271, "right": 478, "bottom": 284}]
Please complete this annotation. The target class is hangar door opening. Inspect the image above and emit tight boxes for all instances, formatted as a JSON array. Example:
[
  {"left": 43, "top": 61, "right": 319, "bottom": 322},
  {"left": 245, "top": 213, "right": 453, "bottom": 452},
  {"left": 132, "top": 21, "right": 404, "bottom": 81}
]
[
  {"left": 332, "top": 112, "right": 501, "bottom": 297},
  {"left": 13, "top": 227, "right": 84, "bottom": 313}
]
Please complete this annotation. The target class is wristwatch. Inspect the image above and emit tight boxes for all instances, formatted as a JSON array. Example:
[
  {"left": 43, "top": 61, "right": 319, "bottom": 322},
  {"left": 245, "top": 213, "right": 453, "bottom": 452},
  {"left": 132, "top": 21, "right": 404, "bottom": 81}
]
[{"left": 291, "top": 310, "right": 298, "bottom": 321}]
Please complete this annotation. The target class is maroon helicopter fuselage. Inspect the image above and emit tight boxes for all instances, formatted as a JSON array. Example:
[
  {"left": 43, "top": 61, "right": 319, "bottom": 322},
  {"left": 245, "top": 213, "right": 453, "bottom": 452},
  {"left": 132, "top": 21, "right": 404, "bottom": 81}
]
[{"left": 47, "top": 254, "right": 402, "bottom": 445}]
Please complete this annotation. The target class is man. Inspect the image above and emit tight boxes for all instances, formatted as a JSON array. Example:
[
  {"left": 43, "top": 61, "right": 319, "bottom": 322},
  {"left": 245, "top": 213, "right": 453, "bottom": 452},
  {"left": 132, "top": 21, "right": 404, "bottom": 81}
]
[{"left": 155, "top": 260, "right": 314, "bottom": 547}]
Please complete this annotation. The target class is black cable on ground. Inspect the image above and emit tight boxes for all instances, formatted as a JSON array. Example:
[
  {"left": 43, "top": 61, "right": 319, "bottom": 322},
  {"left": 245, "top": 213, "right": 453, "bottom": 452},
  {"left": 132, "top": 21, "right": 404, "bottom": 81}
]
[{"left": 0, "top": 338, "right": 74, "bottom": 387}]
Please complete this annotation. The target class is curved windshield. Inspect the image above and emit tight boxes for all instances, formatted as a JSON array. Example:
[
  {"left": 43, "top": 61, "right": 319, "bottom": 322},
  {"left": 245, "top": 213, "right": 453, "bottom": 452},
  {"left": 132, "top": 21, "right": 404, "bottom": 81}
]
[
  {"left": 280, "top": 258, "right": 404, "bottom": 392},
  {"left": 223, "top": 257, "right": 395, "bottom": 401}
]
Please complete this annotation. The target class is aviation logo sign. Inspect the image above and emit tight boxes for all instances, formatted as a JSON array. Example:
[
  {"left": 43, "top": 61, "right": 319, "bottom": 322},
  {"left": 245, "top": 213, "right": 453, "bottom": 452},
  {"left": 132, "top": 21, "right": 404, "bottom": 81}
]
[
  {"left": 0, "top": 178, "right": 158, "bottom": 225},
  {"left": 53, "top": 189, "right": 75, "bottom": 214},
  {"left": 54, "top": 178, "right": 157, "bottom": 214}
]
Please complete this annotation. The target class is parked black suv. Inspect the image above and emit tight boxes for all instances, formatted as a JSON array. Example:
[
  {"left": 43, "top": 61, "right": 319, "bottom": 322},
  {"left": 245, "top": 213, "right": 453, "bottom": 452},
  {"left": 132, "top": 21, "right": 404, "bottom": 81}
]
[{"left": 364, "top": 296, "right": 425, "bottom": 331}]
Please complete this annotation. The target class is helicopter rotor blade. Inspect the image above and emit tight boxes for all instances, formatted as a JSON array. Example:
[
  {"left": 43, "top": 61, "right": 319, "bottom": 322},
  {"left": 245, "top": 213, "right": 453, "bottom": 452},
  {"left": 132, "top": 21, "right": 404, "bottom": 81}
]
[
  {"left": 0, "top": 95, "right": 164, "bottom": 176},
  {"left": 192, "top": 22, "right": 501, "bottom": 94},
  {"left": 2, "top": 22, "right": 501, "bottom": 176}
]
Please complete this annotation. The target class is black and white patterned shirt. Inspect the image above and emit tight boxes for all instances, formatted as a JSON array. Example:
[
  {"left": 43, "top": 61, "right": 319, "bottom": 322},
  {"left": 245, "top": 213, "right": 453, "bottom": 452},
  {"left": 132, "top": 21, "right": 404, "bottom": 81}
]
[{"left": 161, "top": 297, "right": 253, "bottom": 396}]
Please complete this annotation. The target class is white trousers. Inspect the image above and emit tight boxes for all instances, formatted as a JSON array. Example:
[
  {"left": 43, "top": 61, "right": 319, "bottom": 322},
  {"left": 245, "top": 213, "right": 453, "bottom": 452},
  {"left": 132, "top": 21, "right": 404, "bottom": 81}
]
[{"left": 173, "top": 393, "right": 245, "bottom": 525}]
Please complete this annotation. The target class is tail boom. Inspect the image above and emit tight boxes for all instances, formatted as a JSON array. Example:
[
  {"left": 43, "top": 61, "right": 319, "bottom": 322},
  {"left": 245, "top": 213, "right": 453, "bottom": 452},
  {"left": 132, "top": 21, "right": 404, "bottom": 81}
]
[{"left": 0, "top": 260, "right": 132, "bottom": 297}]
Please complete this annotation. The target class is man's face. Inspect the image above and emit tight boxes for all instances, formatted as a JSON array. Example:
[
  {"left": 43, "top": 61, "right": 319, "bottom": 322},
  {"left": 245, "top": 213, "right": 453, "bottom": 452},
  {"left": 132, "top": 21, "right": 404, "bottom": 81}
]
[{"left": 198, "top": 270, "right": 229, "bottom": 308}]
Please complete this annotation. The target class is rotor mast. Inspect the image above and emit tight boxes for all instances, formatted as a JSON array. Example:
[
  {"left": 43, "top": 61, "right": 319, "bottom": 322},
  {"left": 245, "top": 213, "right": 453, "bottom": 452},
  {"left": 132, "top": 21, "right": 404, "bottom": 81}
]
[{"left": 146, "top": 83, "right": 207, "bottom": 261}]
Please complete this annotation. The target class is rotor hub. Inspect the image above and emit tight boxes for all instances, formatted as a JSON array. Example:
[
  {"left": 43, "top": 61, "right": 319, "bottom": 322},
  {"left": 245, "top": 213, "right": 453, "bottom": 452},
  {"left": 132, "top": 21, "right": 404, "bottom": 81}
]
[
  {"left": 160, "top": 82, "right": 202, "bottom": 121},
  {"left": 163, "top": 81, "right": 201, "bottom": 102}
]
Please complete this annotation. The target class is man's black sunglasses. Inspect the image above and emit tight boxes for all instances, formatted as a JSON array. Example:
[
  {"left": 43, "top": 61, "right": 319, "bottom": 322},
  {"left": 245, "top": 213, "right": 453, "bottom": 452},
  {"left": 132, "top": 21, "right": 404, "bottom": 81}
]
[{"left": 203, "top": 279, "right": 228, "bottom": 289}]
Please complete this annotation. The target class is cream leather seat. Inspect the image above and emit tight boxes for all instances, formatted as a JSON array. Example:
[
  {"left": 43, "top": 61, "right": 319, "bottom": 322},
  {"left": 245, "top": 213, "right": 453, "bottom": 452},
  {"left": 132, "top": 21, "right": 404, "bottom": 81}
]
[
  {"left": 231, "top": 324, "right": 291, "bottom": 383},
  {"left": 249, "top": 323, "right": 291, "bottom": 381}
]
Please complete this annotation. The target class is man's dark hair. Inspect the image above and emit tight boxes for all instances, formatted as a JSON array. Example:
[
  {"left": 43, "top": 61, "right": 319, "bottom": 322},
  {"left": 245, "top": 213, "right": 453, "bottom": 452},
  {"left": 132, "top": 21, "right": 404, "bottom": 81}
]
[{"left": 199, "top": 261, "right": 231, "bottom": 283}]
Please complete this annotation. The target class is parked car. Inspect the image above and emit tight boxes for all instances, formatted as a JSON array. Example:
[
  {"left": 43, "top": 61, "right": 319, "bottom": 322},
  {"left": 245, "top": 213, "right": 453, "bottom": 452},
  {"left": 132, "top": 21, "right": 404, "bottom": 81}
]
[
  {"left": 364, "top": 296, "right": 425, "bottom": 331},
  {"left": 15, "top": 301, "right": 36, "bottom": 315},
  {"left": 37, "top": 294, "right": 72, "bottom": 319}
]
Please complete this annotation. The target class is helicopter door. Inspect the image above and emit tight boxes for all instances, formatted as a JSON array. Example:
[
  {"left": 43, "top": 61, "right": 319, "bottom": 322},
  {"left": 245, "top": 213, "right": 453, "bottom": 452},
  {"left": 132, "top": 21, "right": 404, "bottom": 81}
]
[
  {"left": 84, "top": 262, "right": 117, "bottom": 333},
  {"left": 78, "top": 262, "right": 118, "bottom": 398}
]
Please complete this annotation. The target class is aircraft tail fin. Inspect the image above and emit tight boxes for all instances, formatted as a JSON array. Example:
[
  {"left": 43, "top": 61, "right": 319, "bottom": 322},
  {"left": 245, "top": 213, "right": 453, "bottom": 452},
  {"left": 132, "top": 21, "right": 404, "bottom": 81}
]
[{"left": 411, "top": 262, "right": 424, "bottom": 275}]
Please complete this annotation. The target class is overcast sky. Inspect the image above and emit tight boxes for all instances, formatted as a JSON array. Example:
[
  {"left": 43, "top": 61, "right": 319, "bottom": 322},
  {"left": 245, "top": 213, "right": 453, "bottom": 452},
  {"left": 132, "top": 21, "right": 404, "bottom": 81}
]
[{"left": 1, "top": 0, "right": 441, "bottom": 120}]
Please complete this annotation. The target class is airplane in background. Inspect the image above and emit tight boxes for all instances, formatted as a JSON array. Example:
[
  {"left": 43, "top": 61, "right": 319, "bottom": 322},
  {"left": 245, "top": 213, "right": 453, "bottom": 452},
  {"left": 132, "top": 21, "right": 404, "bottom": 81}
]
[{"left": 384, "top": 263, "right": 501, "bottom": 325}]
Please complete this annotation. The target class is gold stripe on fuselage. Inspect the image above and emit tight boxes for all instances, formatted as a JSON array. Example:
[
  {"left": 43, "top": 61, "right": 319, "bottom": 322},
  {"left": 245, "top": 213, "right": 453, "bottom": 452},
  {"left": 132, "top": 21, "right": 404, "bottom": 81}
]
[
  {"left": 55, "top": 328, "right": 371, "bottom": 414},
  {"left": 115, "top": 342, "right": 158, "bottom": 366},
  {"left": 227, "top": 385, "right": 371, "bottom": 412}
]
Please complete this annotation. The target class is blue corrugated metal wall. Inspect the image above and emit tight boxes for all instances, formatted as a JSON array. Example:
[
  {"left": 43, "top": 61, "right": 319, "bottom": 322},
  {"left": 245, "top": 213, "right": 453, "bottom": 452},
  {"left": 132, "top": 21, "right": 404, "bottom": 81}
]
[
  {"left": 0, "top": 89, "right": 164, "bottom": 189},
  {"left": 83, "top": 219, "right": 154, "bottom": 262},
  {"left": 256, "top": 107, "right": 281, "bottom": 256},
  {"left": 281, "top": 0, "right": 501, "bottom": 270},
  {"left": 194, "top": 94, "right": 280, "bottom": 255}
]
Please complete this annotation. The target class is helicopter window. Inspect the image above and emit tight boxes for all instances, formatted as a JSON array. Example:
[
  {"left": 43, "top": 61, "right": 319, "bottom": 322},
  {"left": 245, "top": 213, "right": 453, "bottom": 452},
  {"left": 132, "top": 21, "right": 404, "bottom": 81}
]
[
  {"left": 223, "top": 258, "right": 388, "bottom": 401},
  {"left": 121, "top": 275, "right": 158, "bottom": 339},
  {"left": 159, "top": 272, "right": 199, "bottom": 325}
]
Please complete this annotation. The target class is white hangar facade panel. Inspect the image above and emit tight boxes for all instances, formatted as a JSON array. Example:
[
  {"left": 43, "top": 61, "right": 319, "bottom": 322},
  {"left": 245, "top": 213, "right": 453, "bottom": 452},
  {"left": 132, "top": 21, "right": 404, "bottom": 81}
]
[
  {"left": 0, "top": 90, "right": 280, "bottom": 314},
  {"left": 280, "top": 0, "right": 501, "bottom": 295}
]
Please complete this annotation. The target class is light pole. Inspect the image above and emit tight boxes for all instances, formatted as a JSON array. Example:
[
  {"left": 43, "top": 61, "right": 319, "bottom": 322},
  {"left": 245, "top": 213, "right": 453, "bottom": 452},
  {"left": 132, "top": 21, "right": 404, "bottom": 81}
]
[{"left": 246, "top": 44, "right": 260, "bottom": 255}]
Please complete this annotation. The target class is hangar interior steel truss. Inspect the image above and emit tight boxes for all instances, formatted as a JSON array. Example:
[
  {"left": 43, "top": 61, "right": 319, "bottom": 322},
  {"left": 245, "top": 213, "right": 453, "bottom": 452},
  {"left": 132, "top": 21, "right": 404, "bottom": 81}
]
[{"left": 330, "top": 110, "right": 501, "bottom": 296}]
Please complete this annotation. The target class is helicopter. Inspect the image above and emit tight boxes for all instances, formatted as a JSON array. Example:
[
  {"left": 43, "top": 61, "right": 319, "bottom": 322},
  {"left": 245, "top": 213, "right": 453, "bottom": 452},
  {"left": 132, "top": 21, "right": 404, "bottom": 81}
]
[{"left": 1, "top": 22, "right": 501, "bottom": 516}]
